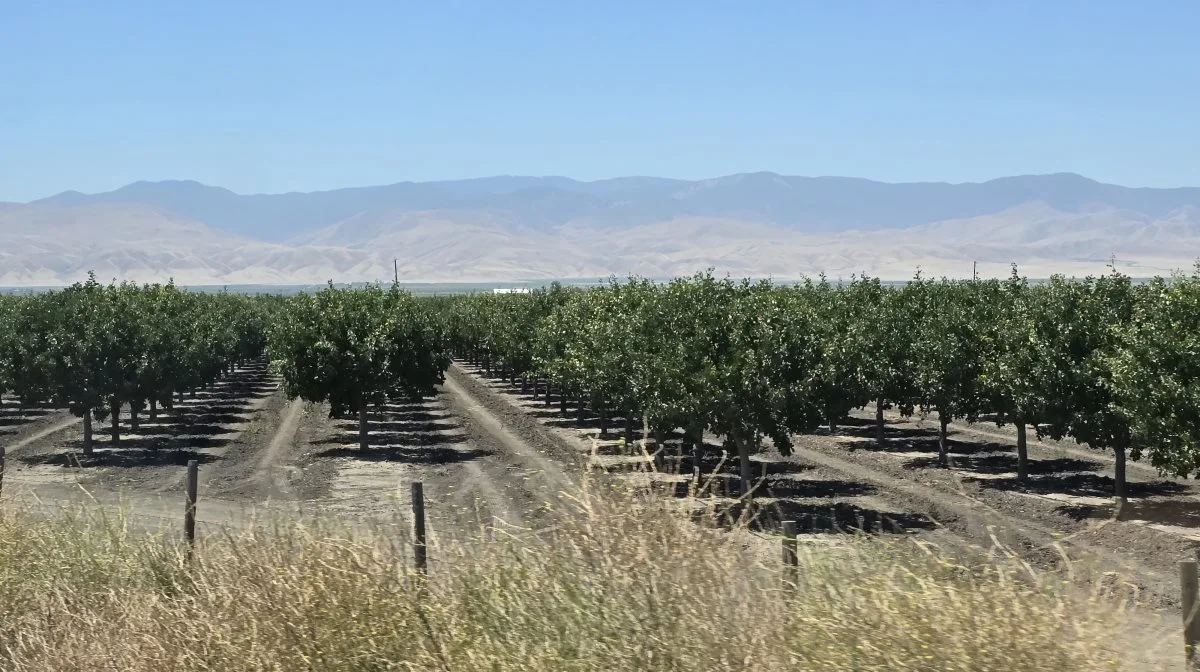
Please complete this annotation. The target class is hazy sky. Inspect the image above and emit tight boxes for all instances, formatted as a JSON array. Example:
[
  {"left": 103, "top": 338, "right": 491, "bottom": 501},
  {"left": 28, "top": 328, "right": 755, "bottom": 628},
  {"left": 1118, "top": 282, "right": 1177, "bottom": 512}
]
[{"left": 2, "top": 1, "right": 1198, "bottom": 201}]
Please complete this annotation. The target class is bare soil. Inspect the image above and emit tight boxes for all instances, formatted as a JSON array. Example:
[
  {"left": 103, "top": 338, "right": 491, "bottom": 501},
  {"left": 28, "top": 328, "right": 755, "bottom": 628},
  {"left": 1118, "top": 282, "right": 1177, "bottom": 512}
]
[
  {"left": 0, "top": 358, "right": 583, "bottom": 544},
  {"left": 450, "top": 365, "right": 1191, "bottom": 671},
  {"left": 1, "top": 361, "right": 1190, "bottom": 669}
]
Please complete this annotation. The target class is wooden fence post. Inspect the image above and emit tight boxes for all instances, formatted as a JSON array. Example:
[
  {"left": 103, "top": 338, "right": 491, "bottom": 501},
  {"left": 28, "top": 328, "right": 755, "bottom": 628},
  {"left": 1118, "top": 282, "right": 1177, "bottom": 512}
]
[
  {"left": 184, "top": 459, "right": 199, "bottom": 560},
  {"left": 782, "top": 520, "right": 799, "bottom": 590},
  {"left": 0, "top": 445, "right": 6, "bottom": 497},
  {"left": 1184, "top": 559, "right": 1200, "bottom": 668},
  {"left": 412, "top": 482, "right": 428, "bottom": 574}
]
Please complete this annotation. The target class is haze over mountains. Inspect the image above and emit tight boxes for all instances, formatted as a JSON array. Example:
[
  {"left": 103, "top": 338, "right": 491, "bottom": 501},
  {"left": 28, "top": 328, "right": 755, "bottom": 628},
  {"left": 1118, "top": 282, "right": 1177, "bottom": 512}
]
[{"left": 3, "top": 172, "right": 1199, "bottom": 286}]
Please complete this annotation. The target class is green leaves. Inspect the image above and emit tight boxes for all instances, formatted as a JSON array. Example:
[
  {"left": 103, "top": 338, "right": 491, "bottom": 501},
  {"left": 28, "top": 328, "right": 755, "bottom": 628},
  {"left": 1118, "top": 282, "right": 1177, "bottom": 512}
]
[
  {"left": 268, "top": 285, "right": 450, "bottom": 418},
  {"left": 1109, "top": 270, "right": 1200, "bottom": 476},
  {"left": 0, "top": 276, "right": 274, "bottom": 444}
]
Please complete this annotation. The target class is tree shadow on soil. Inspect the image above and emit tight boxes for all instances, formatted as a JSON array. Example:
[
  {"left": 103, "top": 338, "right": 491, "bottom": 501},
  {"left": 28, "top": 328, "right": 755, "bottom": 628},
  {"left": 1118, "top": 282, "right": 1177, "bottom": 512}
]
[
  {"left": 0, "top": 408, "right": 54, "bottom": 426},
  {"left": 172, "top": 413, "right": 254, "bottom": 428},
  {"left": 315, "top": 409, "right": 475, "bottom": 459},
  {"left": 1056, "top": 499, "right": 1200, "bottom": 528},
  {"left": 83, "top": 434, "right": 232, "bottom": 453},
  {"left": 904, "top": 454, "right": 1099, "bottom": 475},
  {"left": 863, "top": 436, "right": 1011, "bottom": 458},
  {"left": 600, "top": 453, "right": 816, "bottom": 481},
  {"left": 373, "top": 409, "right": 453, "bottom": 422},
  {"left": 179, "top": 400, "right": 254, "bottom": 413},
  {"left": 330, "top": 418, "right": 461, "bottom": 435},
  {"left": 315, "top": 430, "right": 473, "bottom": 449},
  {"left": 976, "top": 472, "right": 1187, "bottom": 498},
  {"left": 840, "top": 427, "right": 949, "bottom": 446},
  {"left": 760, "top": 478, "right": 878, "bottom": 499},
  {"left": 315, "top": 444, "right": 490, "bottom": 465},
  {"left": 17, "top": 447, "right": 220, "bottom": 469},
  {"left": 695, "top": 499, "right": 937, "bottom": 535},
  {"left": 128, "top": 420, "right": 244, "bottom": 439}
]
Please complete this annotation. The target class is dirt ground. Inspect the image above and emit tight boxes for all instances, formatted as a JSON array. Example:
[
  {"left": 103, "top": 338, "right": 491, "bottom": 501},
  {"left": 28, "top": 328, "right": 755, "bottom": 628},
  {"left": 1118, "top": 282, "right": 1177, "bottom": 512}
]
[
  {"left": 0, "top": 359, "right": 583, "bottom": 546},
  {"left": 449, "top": 364, "right": 1191, "bottom": 672},
  {"left": 0, "top": 360, "right": 1191, "bottom": 670}
]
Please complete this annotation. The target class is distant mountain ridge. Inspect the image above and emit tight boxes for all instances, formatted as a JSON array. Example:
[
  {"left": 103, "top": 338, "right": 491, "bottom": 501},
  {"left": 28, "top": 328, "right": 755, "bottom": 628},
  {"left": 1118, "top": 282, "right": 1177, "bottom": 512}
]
[
  {"left": 5, "top": 172, "right": 1200, "bottom": 287},
  {"left": 29, "top": 172, "right": 1200, "bottom": 243}
]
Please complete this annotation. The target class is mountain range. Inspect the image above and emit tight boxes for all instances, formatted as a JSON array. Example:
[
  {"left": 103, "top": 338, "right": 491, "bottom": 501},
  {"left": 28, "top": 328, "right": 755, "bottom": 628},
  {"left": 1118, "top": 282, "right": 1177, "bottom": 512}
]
[{"left": 2, "top": 172, "right": 1199, "bottom": 286}]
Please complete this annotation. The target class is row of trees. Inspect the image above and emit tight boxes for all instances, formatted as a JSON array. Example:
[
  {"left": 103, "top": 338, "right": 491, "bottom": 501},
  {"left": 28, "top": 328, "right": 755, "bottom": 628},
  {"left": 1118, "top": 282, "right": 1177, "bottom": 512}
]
[
  {"left": 267, "top": 284, "right": 452, "bottom": 450},
  {"left": 437, "top": 267, "right": 1200, "bottom": 509},
  {"left": 0, "top": 274, "right": 275, "bottom": 453},
  {"left": 11, "top": 270, "right": 1196, "bottom": 514}
]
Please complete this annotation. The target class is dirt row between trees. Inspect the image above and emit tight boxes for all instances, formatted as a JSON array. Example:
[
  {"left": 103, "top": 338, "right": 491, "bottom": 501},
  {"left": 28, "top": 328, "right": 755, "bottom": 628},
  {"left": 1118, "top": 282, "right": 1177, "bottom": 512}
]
[
  {"left": 458, "top": 363, "right": 1200, "bottom": 608},
  {"left": 1, "top": 358, "right": 1192, "bottom": 668},
  {"left": 0, "top": 359, "right": 584, "bottom": 553},
  {"left": 451, "top": 362, "right": 1191, "bottom": 671},
  {"left": 833, "top": 407, "right": 1200, "bottom": 593}
]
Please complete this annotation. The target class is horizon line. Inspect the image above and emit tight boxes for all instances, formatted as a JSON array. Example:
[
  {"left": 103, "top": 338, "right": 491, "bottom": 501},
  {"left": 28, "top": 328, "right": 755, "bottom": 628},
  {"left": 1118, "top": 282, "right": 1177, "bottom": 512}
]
[{"left": 19, "top": 170, "right": 1200, "bottom": 204}]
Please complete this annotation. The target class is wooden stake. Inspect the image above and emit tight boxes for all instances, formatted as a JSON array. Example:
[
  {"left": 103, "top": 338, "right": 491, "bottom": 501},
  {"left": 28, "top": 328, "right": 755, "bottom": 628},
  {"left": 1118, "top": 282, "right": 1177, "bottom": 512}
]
[
  {"left": 1184, "top": 559, "right": 1200, "bottom": 667},
  {"left": 184, "top": 459, "right": 199, "bottom": 560},
  {"left": 782, "top": 520, "right": 799, "bottom": 590},
  {"left": 412, "top": 482, "right": 428, "bottom": 574}
]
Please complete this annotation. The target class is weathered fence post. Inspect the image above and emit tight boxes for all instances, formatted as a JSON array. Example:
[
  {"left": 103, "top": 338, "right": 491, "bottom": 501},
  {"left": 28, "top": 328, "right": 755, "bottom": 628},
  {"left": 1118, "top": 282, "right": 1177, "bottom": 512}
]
[
  {"left": 412, "top": 482, "right": 428, "bottom": 574},
  {"left": 1185, "top": 559, "right": 1200, "bottom": 668},
  {"left": 0, "top": 445, "right": 6, "bottom": 497},
  {"left": 782, "top": 520, "right": 799, "bottom": 590},
  {"left": 184, "top": 459, "right": 199, "bottom": 560}
]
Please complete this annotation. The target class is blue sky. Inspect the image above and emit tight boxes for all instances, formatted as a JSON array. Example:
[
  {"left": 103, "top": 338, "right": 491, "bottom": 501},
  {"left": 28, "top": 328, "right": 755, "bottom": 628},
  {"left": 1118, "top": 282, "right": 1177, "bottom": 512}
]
[{"left": 2, "top": 1, "right": 1198, "bottom": 201}]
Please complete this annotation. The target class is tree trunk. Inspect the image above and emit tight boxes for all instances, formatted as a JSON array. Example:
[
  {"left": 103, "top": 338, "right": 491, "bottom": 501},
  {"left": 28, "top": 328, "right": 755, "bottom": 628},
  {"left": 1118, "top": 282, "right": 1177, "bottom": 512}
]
[
  {"left": 576, "top": 396, "right": 586, "bottom": 423},
  {"left": 178, "top": 390, "right": 185, "bottom": 404},
  {"left": 149, "top": 398, "right": 158, "bottom": 422},
  {"left": 130, "top": 403, "right": 140, "bottom": 433},
  {"left": 828, "top": 417, "right": 837, "bottom": 435},
  {"left": 599, "top": 407, "right": 609, "bottom": 438},
  {"left": 875, "top": 397, "right": 885, "bottom": 446},
  {"left": 1114, "top": 443, "right": 1128, "bottom": 519},
  {"left": 559, "top": 383, "right": 568, "bottom": 413},
  {"left": 359, "top": 408, "right": 369, "bottom": 451},
  {"left": 1015, "top": 420, "right": 1029, "bottom": 482},
  {"left": 82, "top": 413, "right": 94, "bottom": 456},
  {"left": 110, "top": 400, "right": 121, "bottom": 446},
  {"left": 735, "top": 434, "right": 754, "bottom": 498},
  {"left": 937, "top": 411, "right": 949, "bottom": 467},
  {"left": 545, "top": 380, "right": 553, "bottom": 407},
  {"left": 653, "top": 429, "right": 665, "bottom": 471},
  {"left": 624, "top": 413, "right": 635, "bottom": 446}
]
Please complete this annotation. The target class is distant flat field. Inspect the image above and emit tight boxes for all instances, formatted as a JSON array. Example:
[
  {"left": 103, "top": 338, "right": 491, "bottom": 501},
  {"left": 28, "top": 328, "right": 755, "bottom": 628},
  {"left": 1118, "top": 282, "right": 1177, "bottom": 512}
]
[
  {"left": 0, "top": 280, "right": 610, "bottom": 296},
  {"left": 0, "top": 276, "right": 1160, "bottom": 296}
]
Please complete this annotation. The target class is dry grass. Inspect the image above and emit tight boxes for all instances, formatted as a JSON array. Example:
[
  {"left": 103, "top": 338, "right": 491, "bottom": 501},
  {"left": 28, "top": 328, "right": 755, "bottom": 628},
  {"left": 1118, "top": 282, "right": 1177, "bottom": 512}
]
[{"left": 0, "top": 483, "right": 1131, "bottom": 671}]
